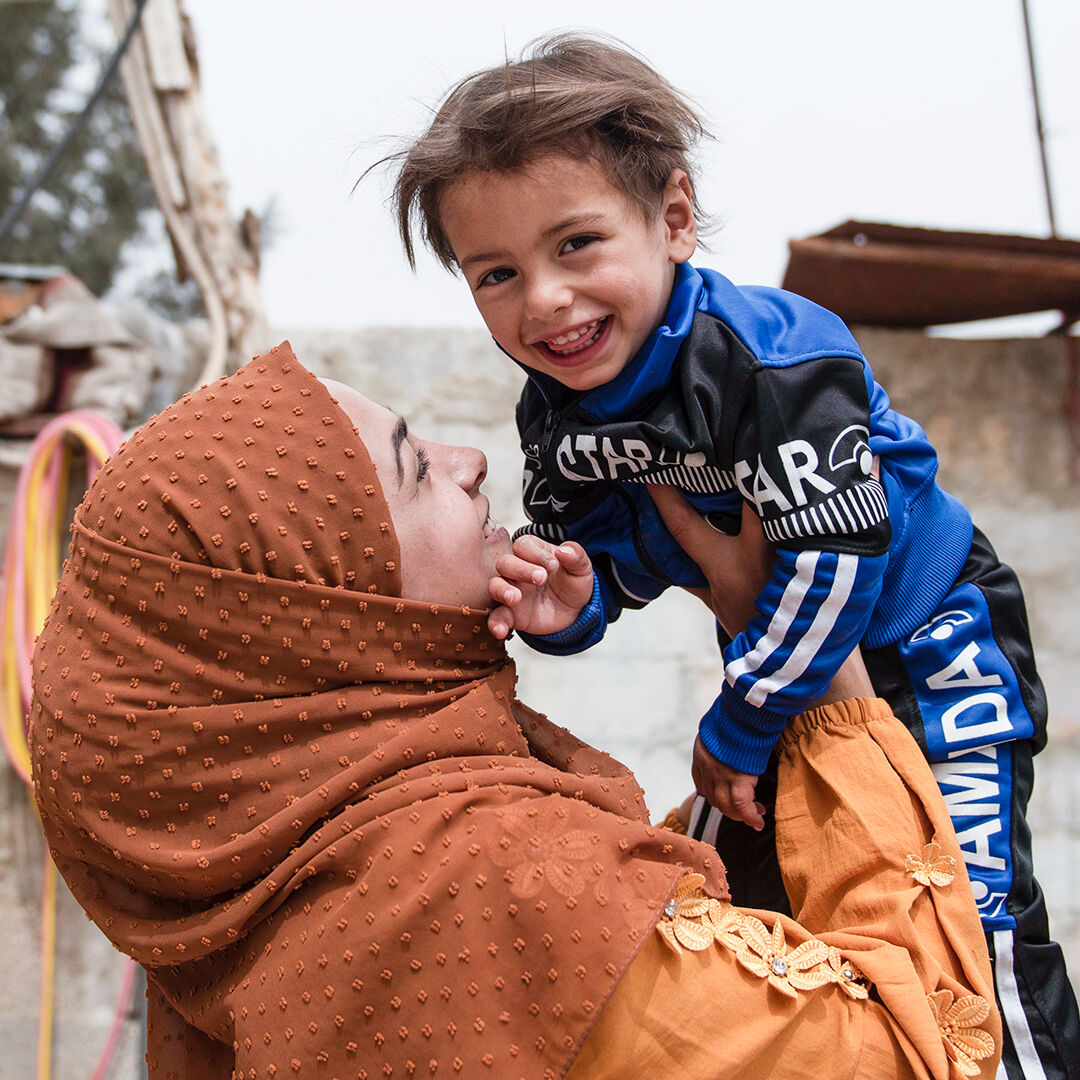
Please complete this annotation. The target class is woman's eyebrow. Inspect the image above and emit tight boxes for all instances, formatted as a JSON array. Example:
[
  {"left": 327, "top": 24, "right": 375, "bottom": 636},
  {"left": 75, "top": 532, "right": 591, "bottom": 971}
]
[{"left": 391, "top": 415, "right": 409, "bottom": 487}]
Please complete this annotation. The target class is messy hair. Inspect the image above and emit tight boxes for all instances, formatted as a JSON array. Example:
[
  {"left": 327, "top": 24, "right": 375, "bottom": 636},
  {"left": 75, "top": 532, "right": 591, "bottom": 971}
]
[{"left": 387, "top": 33, "right": 712, "bottom": 270}]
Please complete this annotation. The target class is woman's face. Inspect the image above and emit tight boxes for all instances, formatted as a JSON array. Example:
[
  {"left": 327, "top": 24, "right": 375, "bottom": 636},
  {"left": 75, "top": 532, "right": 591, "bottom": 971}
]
[{"left": 324, "top": 381, "right": 512, "bottom": 608}]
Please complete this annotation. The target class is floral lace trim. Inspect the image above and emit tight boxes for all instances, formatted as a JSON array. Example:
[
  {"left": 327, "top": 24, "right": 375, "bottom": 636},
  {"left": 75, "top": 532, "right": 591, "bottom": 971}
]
[
  {"left": 906, "top": 842, "right": 958, "bottom": 888},
  {"left": 656, "top": 874, "right": 870, "bottom": 1000},
  {"left": 927, "top": 989, "right": 996, "bottom": 1076}
]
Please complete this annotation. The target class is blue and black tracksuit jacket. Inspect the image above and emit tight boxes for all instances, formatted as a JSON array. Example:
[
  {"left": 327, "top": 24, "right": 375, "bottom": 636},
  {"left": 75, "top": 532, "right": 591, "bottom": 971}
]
[
  {"left": 514, "top": 262, "right": 973, "bottom": 776},
  {"left": 515, "top": 264, "right": 1080, "bottom": 1078}
]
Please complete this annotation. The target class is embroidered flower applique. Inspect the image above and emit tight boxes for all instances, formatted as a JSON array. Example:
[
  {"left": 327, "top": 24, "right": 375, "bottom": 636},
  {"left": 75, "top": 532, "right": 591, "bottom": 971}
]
[
  {"left": 705, "top": 897, "right": 744, "bottom": 949},
  {"left": 656, "top": 873, "right": 714, "bottom": 951},
  {"left": 906, "top": 842, "right": 958, "bottom": 888},
  {"left": 487, "top": 800, "right": 597, "bottom": 899},
  {"left": 656, "top": 875, "right": 870, "bottom": 1001},
  {"left": 728, "top": 914, "right": 832, "bottom": 997},
  {"left": 825, "top": 946, "right": 869, "bottom": 1000},
  {"left": 927, "top": 989, "right": 996, "bottom": 1077}
]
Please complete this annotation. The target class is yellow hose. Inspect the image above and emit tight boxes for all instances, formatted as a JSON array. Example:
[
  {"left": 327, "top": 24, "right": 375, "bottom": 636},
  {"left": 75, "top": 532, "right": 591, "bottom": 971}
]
[
  {"left": 0, "top": 411, "right": 124, "bottom": 1080},
  {"left": 37, "top": 856, "right": 58, "bottom": 1080}
]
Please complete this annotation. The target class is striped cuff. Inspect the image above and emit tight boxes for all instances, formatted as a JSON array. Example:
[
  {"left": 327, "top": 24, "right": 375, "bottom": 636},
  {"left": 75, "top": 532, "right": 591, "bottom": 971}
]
[
  {"left": 518, "top": 572, "right": 606, "bottom": 656},
  {"left": 698, "top": 684, "right": 790, "bottom": 776}
]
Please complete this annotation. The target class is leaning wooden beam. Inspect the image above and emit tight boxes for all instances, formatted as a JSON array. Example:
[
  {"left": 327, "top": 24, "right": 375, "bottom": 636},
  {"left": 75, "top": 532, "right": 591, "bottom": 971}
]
[{"left": 107, "top": 0, "right": 268, "bottom": 387}]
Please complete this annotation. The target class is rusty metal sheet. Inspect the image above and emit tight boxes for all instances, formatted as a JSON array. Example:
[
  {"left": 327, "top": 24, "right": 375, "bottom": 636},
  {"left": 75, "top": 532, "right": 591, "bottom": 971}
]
[{"left": 781, "top": 220, "right": 1080, "bottom": 327}]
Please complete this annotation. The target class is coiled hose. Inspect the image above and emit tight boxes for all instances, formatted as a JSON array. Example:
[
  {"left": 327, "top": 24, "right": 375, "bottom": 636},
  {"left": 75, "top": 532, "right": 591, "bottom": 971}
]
[{"left": 0, "top": 410, "right": 137, "bottom": 1080}]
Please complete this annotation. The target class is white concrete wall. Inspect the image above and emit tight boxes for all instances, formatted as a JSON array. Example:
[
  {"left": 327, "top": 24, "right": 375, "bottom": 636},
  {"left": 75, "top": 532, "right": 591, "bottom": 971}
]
[{"left": 1, "top": 324, "right": 1076, "bottom": 1077}]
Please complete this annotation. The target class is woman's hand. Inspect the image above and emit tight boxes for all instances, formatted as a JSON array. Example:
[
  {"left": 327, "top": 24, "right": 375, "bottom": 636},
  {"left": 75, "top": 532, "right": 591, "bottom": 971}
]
[
  {"left": 648, "top": 488, "right": 772, "bottom": 637},
  {"left": 649, "top": 485, "right": 876, "bottom": 827},
  {"left": 648, "top": 487, "right": 774, "bottom": 829},
  {"left": 487, "top": 536, "right": 594, "bottom": 640}
]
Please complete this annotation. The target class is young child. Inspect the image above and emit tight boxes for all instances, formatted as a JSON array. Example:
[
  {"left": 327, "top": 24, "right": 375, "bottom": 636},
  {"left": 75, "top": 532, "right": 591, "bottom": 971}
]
[{"left": 387, "top": 34, "right": 1079, "bottom": 1078}]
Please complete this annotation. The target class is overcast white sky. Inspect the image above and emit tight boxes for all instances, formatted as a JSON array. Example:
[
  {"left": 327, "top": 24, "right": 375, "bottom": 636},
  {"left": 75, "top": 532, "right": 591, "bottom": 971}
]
[{"left": 109, "top": 0, "right": 1080, "bottom": 332}]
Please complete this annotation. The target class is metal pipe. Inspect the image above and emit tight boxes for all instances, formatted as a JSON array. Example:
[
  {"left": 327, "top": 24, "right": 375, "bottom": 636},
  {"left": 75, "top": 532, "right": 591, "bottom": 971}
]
[{"left": 1021, "top": 0, "right": 1058, "bottom": 238}]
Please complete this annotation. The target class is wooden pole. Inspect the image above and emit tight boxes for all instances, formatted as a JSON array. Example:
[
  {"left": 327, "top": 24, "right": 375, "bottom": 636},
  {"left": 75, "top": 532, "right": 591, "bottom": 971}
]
[{"left": 106, "top": 0, "right": 268, "bottom": 387}]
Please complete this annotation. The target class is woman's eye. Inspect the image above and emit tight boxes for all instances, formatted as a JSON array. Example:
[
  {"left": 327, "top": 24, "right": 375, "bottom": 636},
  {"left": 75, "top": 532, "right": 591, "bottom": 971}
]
[
  {"left": 477, "top": 266, "right": 515, "bottom": 288},
  {"left": 559, "top": 235, "right": 597, "bottom": 255},
  {"left": 416, "top": 446, "right": 431, "bottom": 483}
]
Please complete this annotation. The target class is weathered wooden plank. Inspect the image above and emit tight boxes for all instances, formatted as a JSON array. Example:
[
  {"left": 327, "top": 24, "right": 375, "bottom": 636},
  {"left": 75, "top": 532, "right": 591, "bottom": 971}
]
[{"left": 143, "top": 0, "right": 190, "bottom": 92}]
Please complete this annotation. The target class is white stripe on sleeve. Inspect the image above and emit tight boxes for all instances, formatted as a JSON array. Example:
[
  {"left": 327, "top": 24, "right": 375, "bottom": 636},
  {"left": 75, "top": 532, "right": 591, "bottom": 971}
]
[
  {"left": 745, "top": 553, "right": 859, "bottom": 708},
  {"left": 725, "top": 551, "right": 819, "bottom": 688}
]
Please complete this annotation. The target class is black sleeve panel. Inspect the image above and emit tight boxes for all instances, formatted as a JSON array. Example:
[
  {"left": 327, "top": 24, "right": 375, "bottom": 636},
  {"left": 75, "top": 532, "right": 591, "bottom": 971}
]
[{"left": 733, "top": 356, "right": 891, "bottom": 556}]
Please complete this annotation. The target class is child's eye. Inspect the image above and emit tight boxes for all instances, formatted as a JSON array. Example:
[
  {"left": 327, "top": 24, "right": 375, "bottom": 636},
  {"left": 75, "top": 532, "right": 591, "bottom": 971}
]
[
  {"left": 477, "top": 267, "right": 515, "bottom": 288},
  {"left": 416, "top": 446, "right": 431, "bottom": 483},
  {"left": 559, "top": 235, "right": 597, "bottom": 255}
]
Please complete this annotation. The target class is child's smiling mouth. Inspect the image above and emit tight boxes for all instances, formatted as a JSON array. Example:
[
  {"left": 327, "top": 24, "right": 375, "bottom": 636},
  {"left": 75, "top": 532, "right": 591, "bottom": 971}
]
[{"left": 534, "top": 316, "right": 611, "bottom": 365}]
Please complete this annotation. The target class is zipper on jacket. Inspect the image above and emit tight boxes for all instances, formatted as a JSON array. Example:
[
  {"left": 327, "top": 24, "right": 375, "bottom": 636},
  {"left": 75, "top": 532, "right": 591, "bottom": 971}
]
[
  {"left": 538, "top": 392, "right": 591, "bottom": 460},
  {"left": 540, "top": 408, "right": 559, "bottom": 457}
]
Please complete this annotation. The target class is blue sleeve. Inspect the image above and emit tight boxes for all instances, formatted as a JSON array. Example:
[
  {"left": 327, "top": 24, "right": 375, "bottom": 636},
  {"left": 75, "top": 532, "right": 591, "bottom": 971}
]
[
  {"left": 698, "top": 546, "right": 887, "bottom": 775},
  {"left": 514, "top": 537, "right": 669, "bottom": 656},
  {"left": 517, "top": 571, "right": 609, "bottom": 655}
]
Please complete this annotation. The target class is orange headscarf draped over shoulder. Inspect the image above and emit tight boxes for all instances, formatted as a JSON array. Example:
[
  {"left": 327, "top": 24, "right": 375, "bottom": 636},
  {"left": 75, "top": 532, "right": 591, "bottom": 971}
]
[{"left": 30, "top": 344, "right": 727, "bottom": 1079}]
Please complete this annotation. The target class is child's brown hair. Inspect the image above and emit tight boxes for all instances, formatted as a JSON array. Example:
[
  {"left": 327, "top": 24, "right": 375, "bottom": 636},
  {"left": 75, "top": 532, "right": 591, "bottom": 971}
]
[{"left": 388, "top": 33, "right": 711, "bottom": 270}]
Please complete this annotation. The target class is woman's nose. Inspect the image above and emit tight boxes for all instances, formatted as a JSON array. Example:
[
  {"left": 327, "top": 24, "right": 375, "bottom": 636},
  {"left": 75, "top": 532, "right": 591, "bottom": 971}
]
[{"left": 442, "top": 443, "right": 487, "bottom": 493}]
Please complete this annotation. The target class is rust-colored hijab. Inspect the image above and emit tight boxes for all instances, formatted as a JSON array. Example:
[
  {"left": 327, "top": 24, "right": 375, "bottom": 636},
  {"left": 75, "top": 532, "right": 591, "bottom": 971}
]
[{"left": 29, "top": 344, "right": 727, "bottom": 1080}]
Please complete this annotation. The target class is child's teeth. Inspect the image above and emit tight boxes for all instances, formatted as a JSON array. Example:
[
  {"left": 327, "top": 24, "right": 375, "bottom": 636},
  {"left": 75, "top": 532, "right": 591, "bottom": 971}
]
[{"left": 548, "top": 320, "right": 600, "bottom": 349}]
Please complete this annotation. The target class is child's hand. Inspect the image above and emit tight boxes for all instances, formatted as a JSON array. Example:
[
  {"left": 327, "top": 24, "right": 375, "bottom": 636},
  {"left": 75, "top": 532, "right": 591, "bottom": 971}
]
[
  {"left": 692, "top": 736, "right": 766, "bottom": 831},
  {"left": 487, "top": 536, "right": 594, "bottom": 640}
]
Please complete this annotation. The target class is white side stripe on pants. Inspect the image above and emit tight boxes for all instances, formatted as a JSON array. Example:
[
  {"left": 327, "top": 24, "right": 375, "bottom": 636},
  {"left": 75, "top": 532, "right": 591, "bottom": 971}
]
[
  {"left": 689, "top": 795, "right": 723, "bottom": 849},
  {"left": 994, "top": 929, "right": 1047, "bottom": 1080}
]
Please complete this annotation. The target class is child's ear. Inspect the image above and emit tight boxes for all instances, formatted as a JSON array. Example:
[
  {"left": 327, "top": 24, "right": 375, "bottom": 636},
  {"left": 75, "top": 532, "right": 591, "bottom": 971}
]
[{"left": 662, "top": 169, "right": 698, "bottom": 263}]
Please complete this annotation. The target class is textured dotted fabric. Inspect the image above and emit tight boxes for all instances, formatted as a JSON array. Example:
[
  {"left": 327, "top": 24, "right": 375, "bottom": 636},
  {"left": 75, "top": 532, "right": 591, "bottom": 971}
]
[{"left": 29, "top": 343, "right": 728, "bottom": 1080}]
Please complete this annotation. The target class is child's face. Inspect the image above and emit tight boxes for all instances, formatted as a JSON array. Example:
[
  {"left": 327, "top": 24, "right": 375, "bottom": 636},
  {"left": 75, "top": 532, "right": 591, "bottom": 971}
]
[{"left": 440, "top": 155, "right": 697, "bottom": 392}]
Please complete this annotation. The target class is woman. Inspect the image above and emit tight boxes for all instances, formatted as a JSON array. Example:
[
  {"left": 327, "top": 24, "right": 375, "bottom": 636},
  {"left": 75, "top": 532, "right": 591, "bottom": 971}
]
[{"left": 30, "top": 343, "right": 998, "bottom": 1078}]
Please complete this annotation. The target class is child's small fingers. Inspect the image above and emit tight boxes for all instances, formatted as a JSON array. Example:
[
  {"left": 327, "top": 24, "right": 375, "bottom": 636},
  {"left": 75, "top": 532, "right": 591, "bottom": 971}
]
[
  {"left": 487, "top": 604, "right": 515, "bottom": 640},
  {"left": 730, "top": 783, "right": 764, "bottom": 831},
  {"left": 711, "top": 792, "right": 761, "bottom": 831},
  {"left": 496, "top": 552, "right": 549, "bottom": 586},
  {"left": 554, "top": 542, "right": 592, "bottom": 576},
  {"left": 511, "top": 534, "right": 560, "bottom": 571},
  {"left": 489, "top": 577, "right": 521, "bottom": 607},
  {"left": 697, "top": 782, "right": 733, "bottom": 819},
  {"left": 715, "top": 794, "right": 739, "bottom": 822}
]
